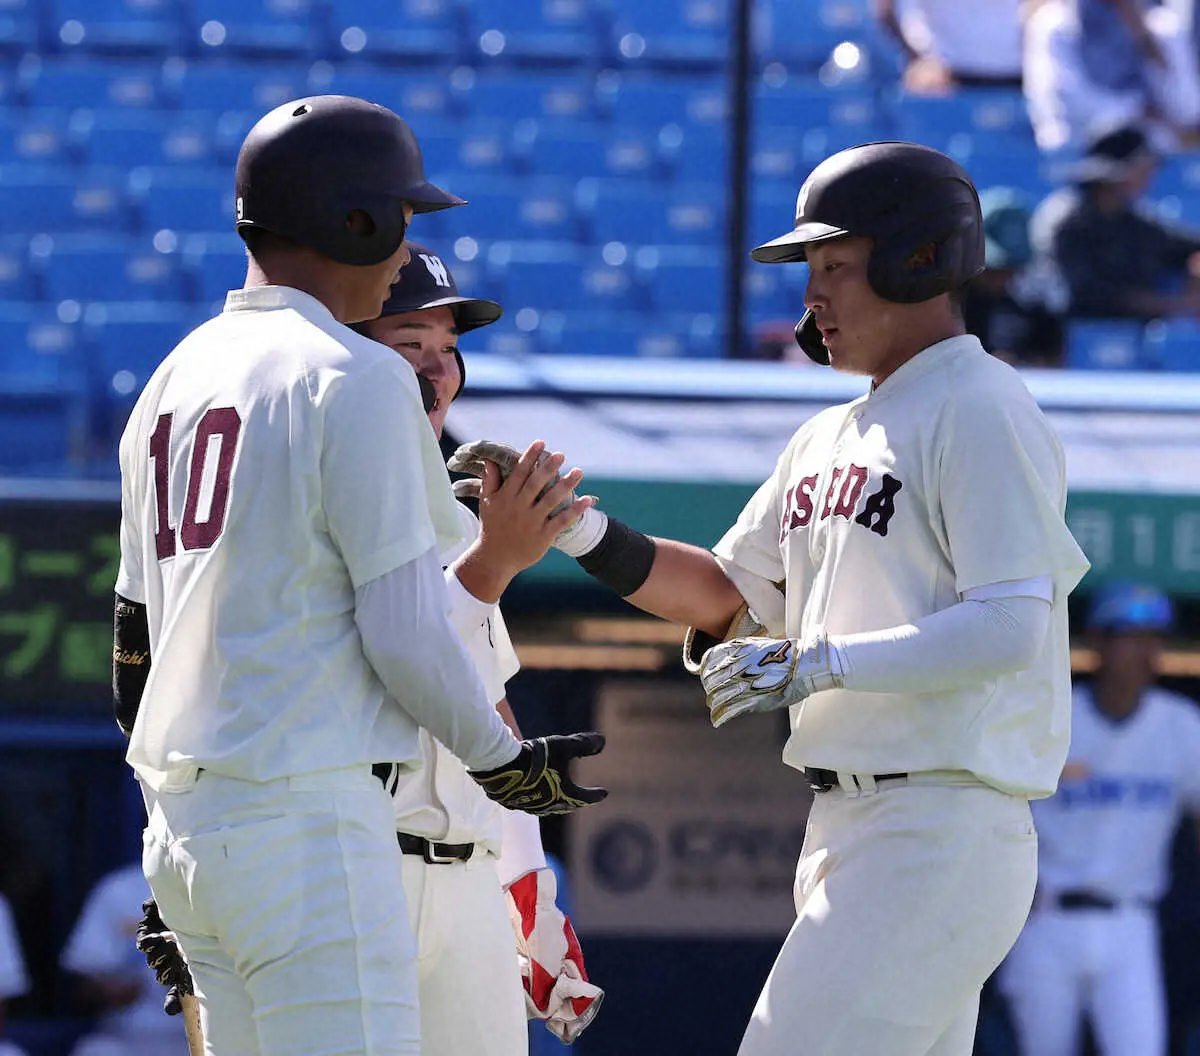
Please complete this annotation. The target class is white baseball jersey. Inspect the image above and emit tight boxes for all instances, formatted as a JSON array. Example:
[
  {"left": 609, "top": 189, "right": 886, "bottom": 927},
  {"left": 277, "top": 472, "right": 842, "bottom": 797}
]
[
  {"left": 391, "top": 502, "right": 519, "bottom": 853},
  {"left": 61, "top": 863, "right": 182, "bottom": 1042},
  {"left": 714, "top": 335, "right": 1089, "bottom": 797},
  {"left": 1033, "top": 683, "right": 1200, "bottom": 902},
  {"left": 117, "top": 285, "right": 473, "bottom": 792},
  {"left": 0, "top": 894, "right": 27, "bottom": 1002}
]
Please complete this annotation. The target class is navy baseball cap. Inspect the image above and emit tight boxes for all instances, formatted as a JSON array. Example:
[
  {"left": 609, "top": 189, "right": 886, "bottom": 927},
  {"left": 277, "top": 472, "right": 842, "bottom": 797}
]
[
  {"left": 1086, "top": 581, "right": 1174, "bottom": 633},
  {"left": 378, "top": 243, "right": 502, "bottom": 333}
]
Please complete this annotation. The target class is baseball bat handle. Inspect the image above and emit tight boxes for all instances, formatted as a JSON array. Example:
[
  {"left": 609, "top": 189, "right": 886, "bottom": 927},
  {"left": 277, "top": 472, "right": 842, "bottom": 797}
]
[{"left": 180, "top": 991, "right": 205, "bottom": 1056}]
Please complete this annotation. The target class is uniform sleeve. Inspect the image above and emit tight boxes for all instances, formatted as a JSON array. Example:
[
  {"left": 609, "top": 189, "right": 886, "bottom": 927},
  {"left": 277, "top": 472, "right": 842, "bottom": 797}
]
[
  {"left": 322, "top": 359, "right": 465, "bottom": 589},
  {"left": 939, "top": 374, "right": 1089, "bottom": 601},
  {"left": 711, "top": 441, "right": 795, "bottom": 635},
  {"left": 0, "top": 895, "right": 27, "bottom": 1000},
  {"left": 114, "top": 418, "right": 146, "bottom": 605}
]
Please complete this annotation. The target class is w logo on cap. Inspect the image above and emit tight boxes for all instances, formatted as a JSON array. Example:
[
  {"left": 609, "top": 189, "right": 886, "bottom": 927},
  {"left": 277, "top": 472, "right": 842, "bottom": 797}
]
[{"left": 420, "top": 254, "right": 451, "bottom": 288}]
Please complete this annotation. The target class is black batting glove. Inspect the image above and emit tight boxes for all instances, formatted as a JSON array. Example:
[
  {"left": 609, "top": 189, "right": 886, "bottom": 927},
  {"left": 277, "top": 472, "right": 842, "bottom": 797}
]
[
  {"left": 135, "top": 898, "right": 193, "bottom": 1016},
  {"left": 470, "top": 733, "right": 607, "bottom": 816}
]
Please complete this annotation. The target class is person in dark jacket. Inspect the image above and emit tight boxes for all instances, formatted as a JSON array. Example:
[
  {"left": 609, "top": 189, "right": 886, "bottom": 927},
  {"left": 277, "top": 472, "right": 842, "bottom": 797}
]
[{"left": 1032, "top": 124, "right": 1200, "bottom": 319}]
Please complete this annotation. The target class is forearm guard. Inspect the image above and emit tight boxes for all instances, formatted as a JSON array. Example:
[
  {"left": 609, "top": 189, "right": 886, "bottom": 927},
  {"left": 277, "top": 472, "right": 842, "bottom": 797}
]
[{"left": 113, "top": 593, "right": 151, "bottom": 737}]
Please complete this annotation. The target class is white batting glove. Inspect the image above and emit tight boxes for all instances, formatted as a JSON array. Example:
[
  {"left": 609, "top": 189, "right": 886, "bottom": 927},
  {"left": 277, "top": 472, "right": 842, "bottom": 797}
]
[
  {"left": 447, "top": 439, "right": 608, "bottom": 557},
  {"left": 699, "top": 634, "right": 843, "bottom": 728}
]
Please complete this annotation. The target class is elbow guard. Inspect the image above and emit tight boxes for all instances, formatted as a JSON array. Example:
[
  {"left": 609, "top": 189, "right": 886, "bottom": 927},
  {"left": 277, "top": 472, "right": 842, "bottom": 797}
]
[{"left": 113, "top": 593, "right": 151, "bottom": 737}]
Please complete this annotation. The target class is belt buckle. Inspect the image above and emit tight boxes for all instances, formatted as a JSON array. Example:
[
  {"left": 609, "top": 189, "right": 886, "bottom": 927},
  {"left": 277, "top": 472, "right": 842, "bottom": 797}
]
[
  {"left": 423, "top": 841, "right": 465, "bottom": 865},
  {"left": 805, "top": 767, "right": 837, "bottom": 793}
]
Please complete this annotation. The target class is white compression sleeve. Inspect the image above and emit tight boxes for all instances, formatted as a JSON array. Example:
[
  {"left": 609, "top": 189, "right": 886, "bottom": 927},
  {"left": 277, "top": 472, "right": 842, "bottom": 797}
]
[
  {"left": 356, "top": 546, "right": 520, "bottom": 772},
  {"left": 833, "top": 577, "right": 1053, "bottom": 695}
]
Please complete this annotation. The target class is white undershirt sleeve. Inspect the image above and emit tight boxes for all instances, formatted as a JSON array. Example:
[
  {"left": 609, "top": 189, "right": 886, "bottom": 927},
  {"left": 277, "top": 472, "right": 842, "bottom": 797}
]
[
  {"left": 833, "top": 576, "right": 1053, "bottom": 695},
  {"left": 356, "top": 546, "right": 521, "bottom": 772}
]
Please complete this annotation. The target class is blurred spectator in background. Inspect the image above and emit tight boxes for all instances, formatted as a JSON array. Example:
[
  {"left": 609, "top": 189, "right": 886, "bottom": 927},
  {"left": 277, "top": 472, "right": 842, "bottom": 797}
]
[
  {"left": 998, "top": 581, "right": 1200, "bottom": 1056},
  {"left": 61, "top": 862, "right": 185, "bottom": 1056},
  {"left": 0, "top": 894, "right": 28, "bottom": 1056},
  {"left": 964, "top": 187, "right": 1066, "bottom": 366},
  {"left": 1031, "top": 124, "right": 1200, "bottom": 319},
  {"left": 1025, "top": 0, "right": 1200, "bottom": 151},
  {"left": 874, "top": 0, "right": 1024, "bottom": 92}
]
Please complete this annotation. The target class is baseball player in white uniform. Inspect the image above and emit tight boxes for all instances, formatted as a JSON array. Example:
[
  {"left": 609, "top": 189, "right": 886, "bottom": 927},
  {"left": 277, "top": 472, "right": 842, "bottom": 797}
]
[
  {"left": 452, "top": 142, "right": 1090, "bottom": 1055},
  {"left": 61, "top": 862, "right": 185, "bottom": 1056},
  {"left": 999, "top": 581, "right": 1200, "bottom": 1056},
  {"left": 114, "top": 97, "right": 604, "bottom": 1056},
  {"left": 356, "top": 246, "right": 604, "bottom": 1054}
]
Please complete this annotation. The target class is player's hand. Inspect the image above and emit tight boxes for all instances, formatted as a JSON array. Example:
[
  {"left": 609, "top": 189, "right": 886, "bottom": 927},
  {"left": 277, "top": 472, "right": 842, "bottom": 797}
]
[
  {"left": 470, "top": 733, "right": 607, "bottom": 816},
  {"left": 699, "top": 635, "right": 842, "bottom": 728},
  {"left": 135, "top": 898, "right": 194, "bottom": 1016},
  {"left": 448, "top": 439, "right": 604, "bottom": 557}
]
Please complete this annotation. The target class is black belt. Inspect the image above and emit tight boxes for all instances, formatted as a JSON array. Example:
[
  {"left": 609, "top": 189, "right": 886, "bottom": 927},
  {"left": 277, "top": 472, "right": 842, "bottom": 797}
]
[
  {"left": 804, "top": 767, "right": 909, "bottom": 793},
  {"left": 397, "top": 832, "right": 475, "bottom": 864},
  {"left": 1056, "top": 890, "right": 1119, "bottom": 911}
]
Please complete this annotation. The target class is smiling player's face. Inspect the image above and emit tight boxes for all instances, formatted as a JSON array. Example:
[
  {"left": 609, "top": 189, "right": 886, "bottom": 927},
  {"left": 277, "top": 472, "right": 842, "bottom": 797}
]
[{"left": 364, "top": 306, "right": 461, "bottom": 437}]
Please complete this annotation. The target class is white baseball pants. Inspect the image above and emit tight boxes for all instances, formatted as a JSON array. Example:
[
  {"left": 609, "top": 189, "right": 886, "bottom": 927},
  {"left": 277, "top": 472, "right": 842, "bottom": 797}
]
[
  {"left": 738, "top": 779, "right": 1038, "bottom": 1056},
  {"left": 141, "top": 767, "right": 419, "bottom": 1056},
  {"left": 400, "top": 850, "right": 528, "bottom": 1056},
  {"left": 999, "top": 901, "right": 1165, "bottom": 1056}
]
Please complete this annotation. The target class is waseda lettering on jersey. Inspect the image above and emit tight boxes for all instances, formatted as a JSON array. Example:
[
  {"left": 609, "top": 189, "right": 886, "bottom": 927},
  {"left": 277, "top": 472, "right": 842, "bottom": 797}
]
[
  {"left": 781, "top": 467, "right": 903, "bottom": 542},
  {"left": 780, "top": 475, "right": 819, "bottom": 542}
]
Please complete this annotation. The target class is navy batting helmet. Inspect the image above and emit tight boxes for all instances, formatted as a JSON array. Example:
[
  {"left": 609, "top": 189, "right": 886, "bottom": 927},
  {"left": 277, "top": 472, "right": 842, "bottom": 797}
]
[
  {"left": 235, "top": 95, "right": 464, "bottom": 267},
  {"left": 753, "top": 141, "right": 985, "bottom": 365},
  {"left": 1086, "top": 581, "right": 1174, "bottom": 634}
]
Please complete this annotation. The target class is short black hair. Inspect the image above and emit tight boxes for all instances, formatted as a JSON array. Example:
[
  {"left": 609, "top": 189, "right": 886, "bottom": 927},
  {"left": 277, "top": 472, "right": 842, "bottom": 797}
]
[{"left": 239, "top": 227, "right": 298, "bottom": 260}]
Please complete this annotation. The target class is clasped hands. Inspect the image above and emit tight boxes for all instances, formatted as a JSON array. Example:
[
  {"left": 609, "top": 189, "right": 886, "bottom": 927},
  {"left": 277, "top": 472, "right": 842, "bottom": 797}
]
[{"left": 698, "top": 633, "right": 843, "bottom": 728}]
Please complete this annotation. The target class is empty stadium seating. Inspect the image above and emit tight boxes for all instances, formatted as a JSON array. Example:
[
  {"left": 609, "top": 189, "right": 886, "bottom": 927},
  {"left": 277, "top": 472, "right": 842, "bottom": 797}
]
[{"left": 0, "top": 0, "right": 1196, "bottom": 479}]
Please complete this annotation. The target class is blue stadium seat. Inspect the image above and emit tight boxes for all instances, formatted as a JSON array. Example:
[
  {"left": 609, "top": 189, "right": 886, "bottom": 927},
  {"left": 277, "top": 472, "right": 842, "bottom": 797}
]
[
  {"left": 416, "top": 125, "right": 510, "bottom": 178},
  {"left": 181, "top": 232, "right": 247, "bottom": 307},
  {"left": 639, "top": 250, "right": 725, "bottom": 312},
  {"left": 744, "top": 264, "right": 795, "bottom": 323},
  {"left": 460, "top": 73, "right": 595, "bottom": 124},
  {"left": 754, "top": 81, "right": 878, "bottom": 138},
  {"left": 325, "top": 0, "right": 459, "bottom": 60},
  {"left": 82, "top": 301, "right": 196, "bottom": 397},
  {"left": 20, "top": 59, "right": 161, "bottom": 109},
  {"left": 165, "top": 62, "right": 306, "bottom": 114},
  {"left": 0, "top": 165, "right": 128, "bottom": 233},
  {"left": 0, "top": 237, "right": 35, "bottom": 300},
  {"left": 31, "top": 234, "right": 183, "bottom": 303},
  {"left": 436, "top": 181, "right": 577, "bottom": 241},
  {"left": 580, "top": 254, "right": 637, "bottom": 309},
  {"left": 0, "top": 303, "right": 87, "bottom": 472},
  {"left": 189, "top": 0, "right": 315, "bottom": 57},
  {"left": 308, "top": 67, "right": 462, "bottom": 120},
  {"left": 69, "top": 109, "right": 216, "bottom": 168},
  {"left": 0, "top": 0, "right": 38, "bottom": 53},
  {"left": 466, "top": 0, "right": 599, "bottom": 64},
  {"left": 891, "top": 89, "right": 1034, "bottom": 152},
  {"left": 753, "top": 0, "right": 869, "bottom": 66},
  {"left": 601, "top": 76, "right": 727, "bottom": 131},
  {"left": 1065, "top": 320, "right": 1147, "bottom": 371},
  {"left": 605, "top": 0, "right": 729, "bottom": 68},
  {"left": 128, "top": 168, "right": 234, "bottom": 234},
  {"left": 0, "top": 110, "right": 72, "bottom": 165},
  {"left": 51, "top": 0, "right": 182, "bottom": 54},
  {"left": 579, "top": 179, "right": 724, "bottom": 245},
  {"left": 541, "top": 311, "right": 719, "bottom": 356},
  {"left": 511, "top": 120, "right": 659, "bottom": 179},
  {"left": 668, "top": 126, "right": 728, "bottom": 183},
  {"left": 954, "top": 138, "right": 1055, "bottom": 200},
  {"left": 490, "top": 242, "right": 585, "bottom": 312},
  {"left": 1143, "top": 318, "right": 1200, "bottom": 372}
]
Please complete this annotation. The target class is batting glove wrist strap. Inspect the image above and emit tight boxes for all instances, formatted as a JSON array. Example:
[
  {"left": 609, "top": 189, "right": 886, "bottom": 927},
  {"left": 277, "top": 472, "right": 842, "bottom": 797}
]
[
  {"left": 470, "top": 733, "right": 608, "bottom": 816},
  {"left": 699, "top": 633, "right": 843, "bottom": 728},
  {"left": 554, "top": 505, "right": 608, "bottom": 557}
]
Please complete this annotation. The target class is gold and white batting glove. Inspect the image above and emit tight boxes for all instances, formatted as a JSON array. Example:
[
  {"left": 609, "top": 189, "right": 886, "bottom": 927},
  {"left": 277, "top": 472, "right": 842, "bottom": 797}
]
[
  {"left": 699, "top": 634, "right": 843, "bottom": 728},
  {"left": 447, "top": 439, "right": 608, "bottom": 557}
]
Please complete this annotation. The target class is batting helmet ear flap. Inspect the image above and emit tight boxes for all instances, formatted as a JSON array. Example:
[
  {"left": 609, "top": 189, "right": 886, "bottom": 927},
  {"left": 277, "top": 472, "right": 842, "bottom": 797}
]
[
  {"left": 417, "top": 373, "right": 437, "bottom": 413},
  {"left": 795, "top": 309, "right": 830, "bottom": 365},
  {"left": 867, "top": 198, "right": 984, "bottom": 302}
]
